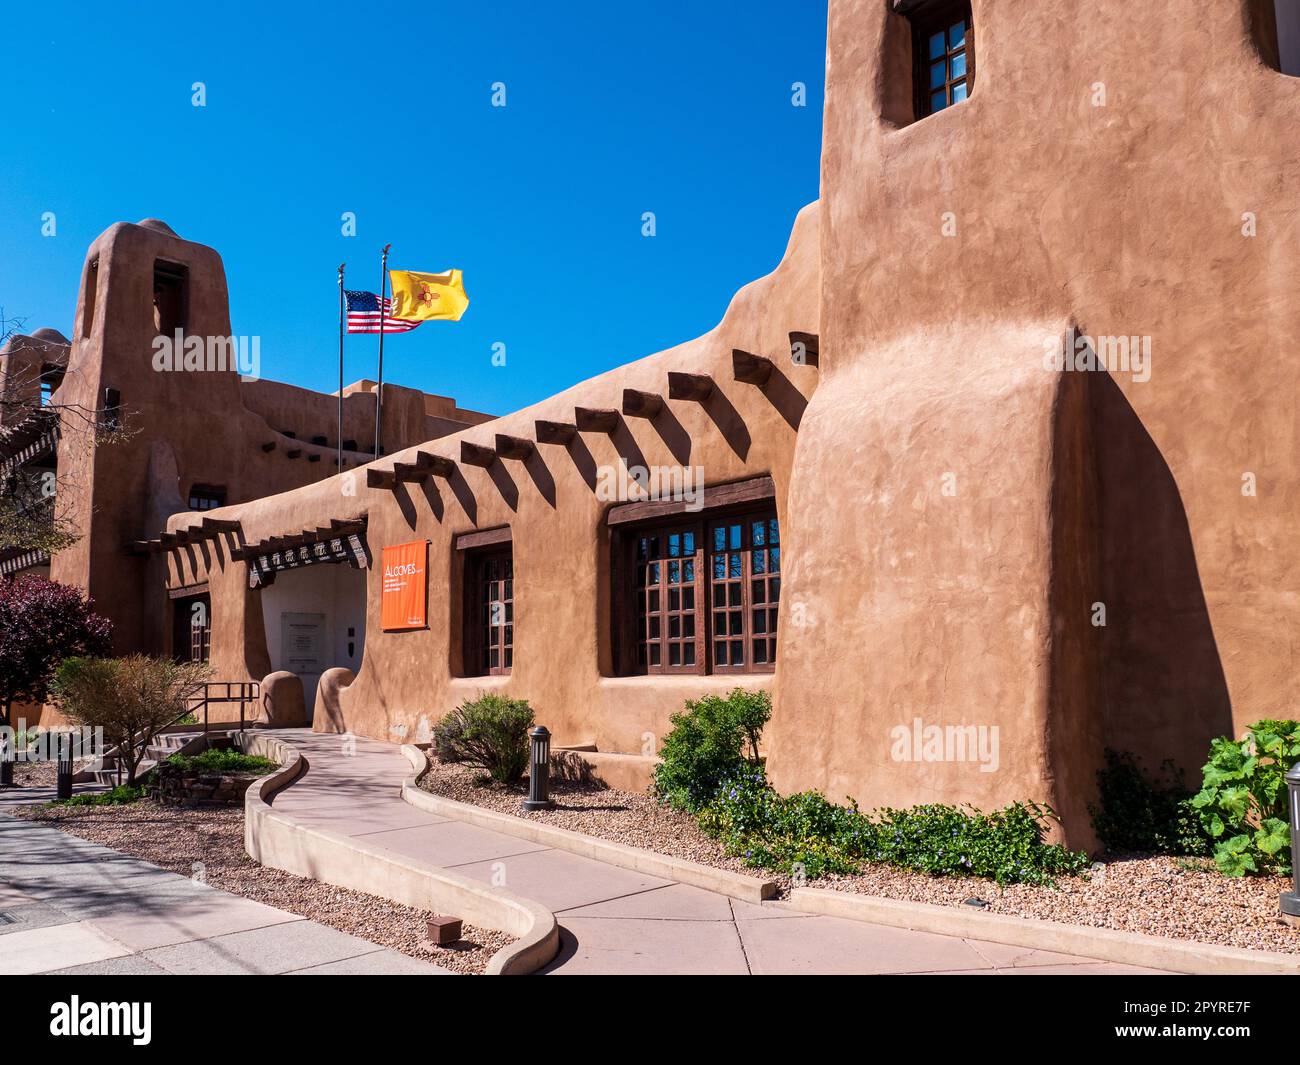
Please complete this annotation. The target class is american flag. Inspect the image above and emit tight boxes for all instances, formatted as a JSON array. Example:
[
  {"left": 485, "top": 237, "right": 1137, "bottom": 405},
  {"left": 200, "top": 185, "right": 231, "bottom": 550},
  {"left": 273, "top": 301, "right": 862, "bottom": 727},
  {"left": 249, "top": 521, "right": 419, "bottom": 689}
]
[{"left": 344, "top": 290, "right": 421, "bottom": 334}]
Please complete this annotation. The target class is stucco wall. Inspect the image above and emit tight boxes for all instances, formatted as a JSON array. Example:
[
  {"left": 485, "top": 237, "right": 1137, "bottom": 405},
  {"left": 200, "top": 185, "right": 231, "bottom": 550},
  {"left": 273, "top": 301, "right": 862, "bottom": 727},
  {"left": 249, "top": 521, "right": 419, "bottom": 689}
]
[
  {"left": 765, "top": 0, "right": 1300, "bottom": 846},
  {"left": 167, "top": 202, "right": 820, "bottom": 755}
]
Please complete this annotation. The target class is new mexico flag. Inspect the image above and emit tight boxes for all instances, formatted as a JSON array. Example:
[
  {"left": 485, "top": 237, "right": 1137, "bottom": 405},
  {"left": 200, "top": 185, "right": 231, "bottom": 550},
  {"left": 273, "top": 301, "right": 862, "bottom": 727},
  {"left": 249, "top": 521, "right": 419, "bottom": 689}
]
[{"left": 388, "top": 268, "right": 470, "bottom": 322}]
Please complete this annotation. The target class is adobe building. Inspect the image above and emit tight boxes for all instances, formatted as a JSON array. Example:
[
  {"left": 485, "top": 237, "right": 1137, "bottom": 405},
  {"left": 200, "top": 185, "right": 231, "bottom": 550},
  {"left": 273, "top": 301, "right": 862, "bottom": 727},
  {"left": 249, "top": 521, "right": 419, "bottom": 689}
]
[
  {"left": 7, "top": 1, "right": 1300, "bottom": 848},
  {"left": 0, "top": 218, "right": 491, "bottom": 722}
]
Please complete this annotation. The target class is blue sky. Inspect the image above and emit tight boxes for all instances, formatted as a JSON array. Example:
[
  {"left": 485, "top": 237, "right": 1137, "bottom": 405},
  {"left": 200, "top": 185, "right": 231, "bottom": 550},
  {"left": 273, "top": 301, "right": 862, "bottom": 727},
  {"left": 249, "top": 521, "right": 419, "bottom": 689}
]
[{"left": 0, "top": 1, "right": 826, "bottom": 416}]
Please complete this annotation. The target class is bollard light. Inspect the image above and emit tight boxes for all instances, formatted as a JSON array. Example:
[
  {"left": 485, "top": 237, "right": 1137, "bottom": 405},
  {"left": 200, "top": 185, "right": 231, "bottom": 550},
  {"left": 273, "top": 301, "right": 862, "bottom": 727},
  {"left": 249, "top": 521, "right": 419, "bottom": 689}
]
[
  {"left": 1282, "top": 761, "right": 1300, "bottom": 920},
  {"left": 523, "top": 725, "right": 554, "bottom": 811},
  {"left": 0, "top": 735, "right": 12, "bottom": 788},
  {"left": 55, "top": 730, "right": 73, "bottom": 800}
]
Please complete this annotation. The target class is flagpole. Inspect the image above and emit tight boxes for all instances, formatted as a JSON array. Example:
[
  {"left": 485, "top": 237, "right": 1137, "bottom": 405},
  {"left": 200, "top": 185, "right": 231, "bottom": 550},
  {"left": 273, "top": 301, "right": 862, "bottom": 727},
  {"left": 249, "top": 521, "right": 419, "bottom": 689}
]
[
  {"left": 375, "top": 243, "right": 391, "bottom": 459},
  {"left": 337, "top": 263, "right": 346, "bottom": 475}
]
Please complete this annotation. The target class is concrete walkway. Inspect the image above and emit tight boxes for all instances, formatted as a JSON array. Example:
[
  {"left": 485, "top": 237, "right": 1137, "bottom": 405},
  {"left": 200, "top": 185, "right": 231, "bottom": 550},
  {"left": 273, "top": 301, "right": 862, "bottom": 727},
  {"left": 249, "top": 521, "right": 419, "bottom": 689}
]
[
  {"left": 0, "top": 812, "right": 449, "bottom": 975},
  {"left": 266, "top": 730, "right": 1167, "bottom": 975}
]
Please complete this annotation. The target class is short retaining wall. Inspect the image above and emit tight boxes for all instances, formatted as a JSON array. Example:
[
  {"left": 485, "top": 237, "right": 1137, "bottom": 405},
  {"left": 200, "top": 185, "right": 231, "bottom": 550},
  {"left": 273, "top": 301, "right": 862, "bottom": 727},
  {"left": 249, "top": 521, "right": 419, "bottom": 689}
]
[
  {"left": 238, "top": 733, "right": 560, "bottom": 975},
  {"left": 784, "top": 887, "right": 1300, "bottom": 976},
  {"left": 402, "top": 745, "right": 776, "bottom": 903},
  {"left": 148, "top": 765, "right": 262, "bottom": 807}
]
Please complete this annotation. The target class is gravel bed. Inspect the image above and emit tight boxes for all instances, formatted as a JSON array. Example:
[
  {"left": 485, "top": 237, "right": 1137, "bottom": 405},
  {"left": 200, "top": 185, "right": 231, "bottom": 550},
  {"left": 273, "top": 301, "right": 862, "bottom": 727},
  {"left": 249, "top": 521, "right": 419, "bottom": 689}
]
[
  {"left": 419, "top": 759, "right": 1300, "bottom": 956},
  {"left": 10, "top": 799, "right": 513, "bottom": 974}
]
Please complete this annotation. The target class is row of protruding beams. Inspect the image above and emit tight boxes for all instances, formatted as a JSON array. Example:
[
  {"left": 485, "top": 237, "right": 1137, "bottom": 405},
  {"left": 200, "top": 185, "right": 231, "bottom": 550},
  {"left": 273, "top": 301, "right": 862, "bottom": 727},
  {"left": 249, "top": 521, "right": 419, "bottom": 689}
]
[
  {"left": 365, "top": 331, "right": 818, "bottom": 489},
  {"left": 228, "top": 518, "right": 367, "bottom": 562},
  {"left": 129, "top": 517, "right": 242, "bottom": 555}
]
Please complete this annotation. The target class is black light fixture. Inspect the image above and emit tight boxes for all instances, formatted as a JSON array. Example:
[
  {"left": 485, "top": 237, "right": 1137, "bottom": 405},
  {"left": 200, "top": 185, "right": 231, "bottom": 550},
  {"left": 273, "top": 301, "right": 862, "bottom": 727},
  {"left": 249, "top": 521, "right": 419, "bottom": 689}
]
[
  {"left": 1282, "top": 762, "right": 1300, "bottom": 922},
  {"left": 523, "top": 726, "right": 554, "bottom": 811}
]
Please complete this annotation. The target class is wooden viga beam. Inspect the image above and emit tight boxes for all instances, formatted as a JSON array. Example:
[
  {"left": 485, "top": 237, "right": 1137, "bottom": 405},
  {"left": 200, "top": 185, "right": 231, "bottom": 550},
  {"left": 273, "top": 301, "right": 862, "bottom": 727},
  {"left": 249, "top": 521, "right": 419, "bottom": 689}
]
[
  {"left": 534, "top": 420, "right": 577, "bottom": 444},
  {"left": 732, "top": 348, "right": 774, "bottom": 386},
  {"left": 789, "top": 331, "right": 819, "bottom": 367},
  {"left": 667, "top": 371, "right": 714, "bottom": 402},
  {"left": 418, "top": 451, "right": 457, "bottom": 478},
  {"left": 200, "top": 518, "right": 242, "bottom": 535},
  {"left": 366, "top": 467, "right": 397, "bottom": 489},
  {"left": 621, "top": 389, "right": 663, "bottom": 419},
  {"left": 393, "top": 452, "right": 437, "bottom": 483},
  {"left": 460, "top": 441, "right": 497, "bottom": 467},
  {"left": 574, "top": 406, "right": 620, "bottom": 433},
  {"left": 494, "top": 434, "right": 534, "bottom": 460}
]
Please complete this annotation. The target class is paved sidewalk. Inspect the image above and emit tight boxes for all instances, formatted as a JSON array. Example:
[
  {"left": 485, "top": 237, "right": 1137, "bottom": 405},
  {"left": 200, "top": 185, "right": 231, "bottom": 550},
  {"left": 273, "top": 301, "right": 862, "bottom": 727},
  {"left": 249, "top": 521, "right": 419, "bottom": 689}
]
[
  {"left": 266, "top": 730, "right": 1168, "bottom": 976},
  {"left": 0, "top": 814, "right": 449, "bottom": 975}
]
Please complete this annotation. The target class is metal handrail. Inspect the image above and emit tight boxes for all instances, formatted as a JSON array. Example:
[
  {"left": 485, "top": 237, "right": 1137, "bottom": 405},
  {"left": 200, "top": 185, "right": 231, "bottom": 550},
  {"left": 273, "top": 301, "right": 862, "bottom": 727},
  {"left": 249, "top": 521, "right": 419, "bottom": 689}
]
[{"left": 112, "top": 680, "right": 262, "bottom": 785}]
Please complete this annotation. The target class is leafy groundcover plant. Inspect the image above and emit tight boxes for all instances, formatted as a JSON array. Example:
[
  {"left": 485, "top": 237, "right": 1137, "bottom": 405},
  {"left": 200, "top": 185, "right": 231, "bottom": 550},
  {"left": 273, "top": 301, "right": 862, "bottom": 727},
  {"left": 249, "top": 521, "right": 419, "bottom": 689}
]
[
  {"left": 698, "top": 768, "right": 1088, "bottom": 885},
  {"left": 654, "top": 689, "right": 1088, "bottom": 886},
  {"left": 1190, "top": 719, "right": 1299, "bottom": 877},
  {"left": 162, "top": 748, "right": 279, "bottom": 775},
  {"left": 1088, "top": 749, "right": 1209, "bottom": 857}
]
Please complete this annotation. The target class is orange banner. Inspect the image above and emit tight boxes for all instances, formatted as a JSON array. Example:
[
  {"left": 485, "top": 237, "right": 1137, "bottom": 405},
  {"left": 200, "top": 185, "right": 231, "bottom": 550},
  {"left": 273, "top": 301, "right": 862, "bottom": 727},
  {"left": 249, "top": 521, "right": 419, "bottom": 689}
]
[{"left": 381, "top": 540, "right": 428, "bottom": 631}]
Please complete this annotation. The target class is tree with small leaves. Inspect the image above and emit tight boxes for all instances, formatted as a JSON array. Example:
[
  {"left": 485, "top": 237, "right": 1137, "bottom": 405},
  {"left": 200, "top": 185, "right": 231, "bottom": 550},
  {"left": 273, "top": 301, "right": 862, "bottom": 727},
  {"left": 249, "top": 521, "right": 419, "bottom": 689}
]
[{"left": 0, "top": 574, "right": 112, "bottom": 784}]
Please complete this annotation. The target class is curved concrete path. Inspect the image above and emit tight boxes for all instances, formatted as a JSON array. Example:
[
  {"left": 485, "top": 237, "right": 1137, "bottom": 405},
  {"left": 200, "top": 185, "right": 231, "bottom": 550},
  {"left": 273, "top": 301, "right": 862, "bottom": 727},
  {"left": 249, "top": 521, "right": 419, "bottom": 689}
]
[
  {"left": 0, "top": 813, "right": 450, "bottom": 975},
  {"left": 264, "top": 730, "right": 1168, "bottom": 976}
]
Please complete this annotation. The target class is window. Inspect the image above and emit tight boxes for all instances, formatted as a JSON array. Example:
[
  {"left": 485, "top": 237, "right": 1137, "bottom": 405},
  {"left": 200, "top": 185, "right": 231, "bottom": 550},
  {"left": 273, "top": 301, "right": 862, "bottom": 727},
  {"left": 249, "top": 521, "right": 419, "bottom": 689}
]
[
  {"left": 172, "top": 593, "right": 211, "bottom": 663},
  {"left": 39, "top": 365, "right": 63, "bottom": 406},
  {"left": 616, "top": 498, "right": 780, "bottom": 676},
  {"left": 82, "top": 258, "right": 98, "bottom": 338},
  {"left": 153, "top": 260, "right": 188, "bottom": 336},
  {"left": 457, "top": 532, "right": 513, "bottom": 677},
  {"left": 188, "top": 485, "right": 226, "bottom": 511},
  {"left": 911, "top": 1, "right": 973, "bottom": 117}
]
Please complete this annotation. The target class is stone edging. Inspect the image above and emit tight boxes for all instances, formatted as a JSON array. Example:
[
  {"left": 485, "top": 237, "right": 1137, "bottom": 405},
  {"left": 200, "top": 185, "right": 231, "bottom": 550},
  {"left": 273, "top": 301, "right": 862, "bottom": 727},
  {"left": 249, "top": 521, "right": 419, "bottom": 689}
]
[
  {"left": 400, "top": 745, "right": 777, "bottom": 904},
  {"left": 783, "top": 887, "right": 1300, "bottom": 975},
  {"left": 237, "top": 733, "right": 560, "bottom": 975}
]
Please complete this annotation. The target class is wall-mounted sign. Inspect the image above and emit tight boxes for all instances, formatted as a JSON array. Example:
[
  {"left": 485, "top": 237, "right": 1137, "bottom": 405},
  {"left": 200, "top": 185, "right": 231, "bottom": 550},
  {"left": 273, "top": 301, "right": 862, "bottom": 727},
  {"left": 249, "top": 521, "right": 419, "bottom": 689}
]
[
  {"left": 281, "top": 612, "right": 326, "bottom": 674},
  {"left": 381, "top": 540, "right": 429, "bottom": 631}
]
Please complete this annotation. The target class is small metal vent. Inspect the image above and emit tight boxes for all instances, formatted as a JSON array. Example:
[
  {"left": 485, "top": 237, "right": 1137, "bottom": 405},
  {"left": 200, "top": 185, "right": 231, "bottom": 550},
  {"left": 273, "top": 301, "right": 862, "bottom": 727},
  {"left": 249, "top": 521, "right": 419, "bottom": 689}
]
[{"left": 0, "top": 912, "right": 17, "bottom": 925}]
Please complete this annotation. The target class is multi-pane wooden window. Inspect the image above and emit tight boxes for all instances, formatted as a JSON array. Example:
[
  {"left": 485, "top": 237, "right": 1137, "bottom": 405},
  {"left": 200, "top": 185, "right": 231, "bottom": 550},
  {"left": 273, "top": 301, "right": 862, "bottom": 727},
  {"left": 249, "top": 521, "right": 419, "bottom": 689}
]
[
  {"left": 710, "top": 513, "right": 780, "bottom": 673},
  {"left": 633, "top": 525, "right": 700, "bottom": 672},
  {"left": 913, "top": 2, "right": 974, "bottom": 117},
  {"left": 622, "top": 506, "right": 780, "bottom": 676},
  {"left": 470, "top": 548, "right": 513, "bottom": 675}
]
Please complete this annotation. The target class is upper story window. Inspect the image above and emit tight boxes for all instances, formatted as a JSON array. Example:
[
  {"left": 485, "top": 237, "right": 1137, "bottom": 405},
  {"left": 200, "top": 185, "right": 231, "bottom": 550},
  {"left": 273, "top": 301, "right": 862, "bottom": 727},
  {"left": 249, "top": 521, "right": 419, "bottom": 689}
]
[
  {"left": 188, "top": 485, "right": 225, "bottom": 511},
  {"left": 39, "top": 365, "right": 63, "bottom": 406},
  {"left": 611, "top": 477, "right": 781, "bottom": 677},
  {"left": 911, "top": 1, "right": 974, "bottom": 117}
]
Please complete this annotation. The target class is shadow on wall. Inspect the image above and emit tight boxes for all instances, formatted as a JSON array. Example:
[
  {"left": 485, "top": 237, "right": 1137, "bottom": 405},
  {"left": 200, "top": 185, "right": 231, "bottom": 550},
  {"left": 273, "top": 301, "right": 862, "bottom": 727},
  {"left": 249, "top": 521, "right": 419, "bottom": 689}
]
[{"left": 1091, "top": 371, "right": 1233, "bottom": 772}]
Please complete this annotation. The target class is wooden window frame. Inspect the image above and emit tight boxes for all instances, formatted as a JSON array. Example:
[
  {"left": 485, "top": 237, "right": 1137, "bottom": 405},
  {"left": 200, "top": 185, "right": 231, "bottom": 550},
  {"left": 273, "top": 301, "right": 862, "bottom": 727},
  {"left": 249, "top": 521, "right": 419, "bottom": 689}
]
[
  {"left": 172, "top": 592, "right": 211, "bottom": 664},
  {"left": 461, "top": 537, "right": 513, "bottom": 677},
  {"left": 910, "top": 0, "right": 974, "bottom": 119},
  {"left": 611, "top": 489, "right": 780, "bottom": 677}
]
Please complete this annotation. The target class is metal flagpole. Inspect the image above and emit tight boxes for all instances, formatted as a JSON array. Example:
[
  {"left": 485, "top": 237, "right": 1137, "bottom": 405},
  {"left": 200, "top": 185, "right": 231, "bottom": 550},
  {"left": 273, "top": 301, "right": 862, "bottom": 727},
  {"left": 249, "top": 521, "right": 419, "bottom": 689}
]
[
  {"left": 337, "top": 263, "right": 346, "bottom": 475},
  {"left": 375, "top": 243, "right": 391, "bottom": 459}
]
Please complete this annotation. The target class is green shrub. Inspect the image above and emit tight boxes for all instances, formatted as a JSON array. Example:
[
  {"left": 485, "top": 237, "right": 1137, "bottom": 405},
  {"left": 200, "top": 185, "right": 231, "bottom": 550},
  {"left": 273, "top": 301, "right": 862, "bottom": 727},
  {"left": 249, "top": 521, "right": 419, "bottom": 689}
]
[
  {"left": 52, "top": 785, "right": 143, "bottom": 807},
  {"left": 164, "top": 747, "right": 279, "bottom": 775},
  {"left": 698, "top": 767, "right": 1089, "bottom": 886},
  {"left": 653, "top": 688, "right": 771, "bottom": 812},
  {"left": 431, "top": 694, "right": 534, "bottom": 784},
  {"left": 1190, "top": 719, "right": 1299, "bottom": 877},
  {"left": 1089, "top": 749, "right": 1209, "bottom": 857}
]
